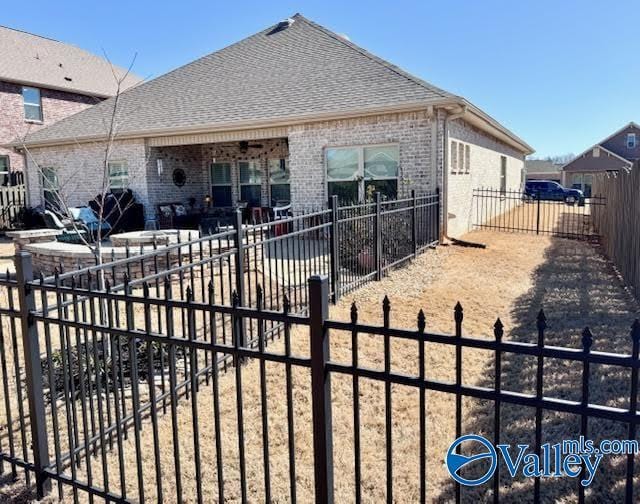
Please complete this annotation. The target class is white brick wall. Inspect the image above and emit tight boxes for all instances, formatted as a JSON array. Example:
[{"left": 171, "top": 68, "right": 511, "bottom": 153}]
[
  {"left": 446, "top": 118, "right": 525, "bottom": 237},
  {"left": 288, "top": 111, "right": 436, "bottom": 210},
  {"left": 21, "top": 110, "right": 526, "bottom": 238},
  {"left": 24, "top": 139, "right": 148, "bottom": 211}
]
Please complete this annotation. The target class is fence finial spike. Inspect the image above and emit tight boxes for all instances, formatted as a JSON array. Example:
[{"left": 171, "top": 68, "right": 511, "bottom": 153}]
[
  {"left": 417, "top": 309, "right": 426, "bottom": 332},
  {"left": 582, "top": 327, "right": 593, "bottom": 351},
  {"left": 283, "top": 293, "right": 290, "bottom": 314},
  {"left": 186, "top": 285, "right": 192, "bottom": 301},
  {"left": 105, "top": 278, "right": 111, "bottom": 293},
  {"left": 208, "top": 279, "right": 214, "bottom": 296},
  {"left": 142, "top": 282, "right": 149, "bottom": 297},
  {"left": 631, "top": 319, "right": 640, "bottom": 343},
  {"left": 454, "top": 301, "right": 463, "bottom": 322},
  {"left": 536, "top": 308, "right": 547, "bottom": 331},
  {"left": 70, "top": 276, "right": 76, "bottom": 289},
  {"left": 232, "top": 290, "right": 239, "bottom": 307},
  {"left": 123, "top": 272, "right": 130, "bottom": 289},
  {"left": 494, "top": 317, "right": 504, "bottom": 340},
  {"left": 38, "top": 271, "right": 44, "bottom": 284},
  {"left": 53, "top": 268, "right": 60, "bottom": 285},
  {"left": 383, "top": 295, "right": 391, "bottom": 312},
  {"left": 350, "top": 302, "right": 358, "bottom": 324}
]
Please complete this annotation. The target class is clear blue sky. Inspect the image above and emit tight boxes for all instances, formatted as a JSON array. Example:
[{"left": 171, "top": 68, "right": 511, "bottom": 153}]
[{"left": 4, "top": 0, "right": 638, "bottom": 157}]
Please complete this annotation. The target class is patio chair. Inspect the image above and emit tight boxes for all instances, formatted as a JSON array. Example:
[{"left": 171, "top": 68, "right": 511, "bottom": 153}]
[
  {"left": 43, "top": 210, "right": 88, "bottom": 244},
  {"left": 70, "top": 206, "right": 111, "bottom": 240}
]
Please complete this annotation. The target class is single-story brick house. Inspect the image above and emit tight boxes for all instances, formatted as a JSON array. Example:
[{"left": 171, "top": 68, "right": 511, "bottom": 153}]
[{"left": 9, "top": 14, "right": 532, "bottom": 238}]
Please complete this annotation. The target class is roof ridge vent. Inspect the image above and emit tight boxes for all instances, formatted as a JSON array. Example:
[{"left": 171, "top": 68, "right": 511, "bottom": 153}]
[{"left": 268, "top": 18, "right": 295, "bottom": 35}]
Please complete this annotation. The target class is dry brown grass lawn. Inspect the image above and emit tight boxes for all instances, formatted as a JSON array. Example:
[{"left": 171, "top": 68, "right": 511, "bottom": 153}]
[{"left": 2, "top": 230, "right": 639, "bottom": 503}]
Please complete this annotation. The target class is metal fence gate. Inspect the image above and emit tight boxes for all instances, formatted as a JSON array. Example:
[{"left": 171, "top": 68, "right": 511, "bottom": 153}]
[{"left": 472, "top": 188, "right": 606, "bottom": 240}]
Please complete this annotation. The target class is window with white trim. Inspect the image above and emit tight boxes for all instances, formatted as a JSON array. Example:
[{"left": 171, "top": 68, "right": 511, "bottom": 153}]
[
  {"left": 108, "top": 161, "right": 129, "bottom": 190},
  {"left": 210, "top": 162, "right": 232, "bottom": 207},
  {"left": 22, "top": 87, "right": 43, "bottom": 122},
  {"left": 268, "top": 158, "right": 290, "bottom": 206},
  {"left": 0, "top": 156, "right": 9, "bottom": 186},
  {"left": 239, "top": 160, "right": 262, "bottom": 207},
  {"left": 500, "top": 156, "right": 507, "bottom": 194},
  {"left": 458, "top": 143, "right": 464, "bottom": 175},
  {"left": 627, "top": 133, "right": 637, "bottom": 149},
  {"left": 41, "top": 167, "right": 59, "bottom": 210},
  {"left": 326, "top": 144, "right": 398, "bottom": 204}
]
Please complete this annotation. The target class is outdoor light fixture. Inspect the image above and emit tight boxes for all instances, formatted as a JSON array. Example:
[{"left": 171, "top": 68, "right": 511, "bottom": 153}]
[{"left": 157, "top": 158, "right": 164, "bottom": 176}]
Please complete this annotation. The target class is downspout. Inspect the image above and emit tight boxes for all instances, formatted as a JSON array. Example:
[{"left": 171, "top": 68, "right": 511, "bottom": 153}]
[{"left": 440, "top": 106, "right": 466, "bottom": 241}]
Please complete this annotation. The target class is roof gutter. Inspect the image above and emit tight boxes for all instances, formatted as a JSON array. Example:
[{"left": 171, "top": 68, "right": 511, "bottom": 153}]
[
  {"left": 8, "top": 97, "right": 533, "bottom": 154},
  {"left": 0, "top": 76, "right": 115, "bottom": 100}
]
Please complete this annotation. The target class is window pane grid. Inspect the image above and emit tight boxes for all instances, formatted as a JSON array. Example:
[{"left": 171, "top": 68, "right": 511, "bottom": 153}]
[{"left": 326, "top": 144, "right": 399, "bottom": 203}]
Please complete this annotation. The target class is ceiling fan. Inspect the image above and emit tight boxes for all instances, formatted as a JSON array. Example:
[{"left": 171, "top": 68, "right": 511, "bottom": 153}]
[{"left": 239, "top": 141, "right": 264, "bottom": 152}]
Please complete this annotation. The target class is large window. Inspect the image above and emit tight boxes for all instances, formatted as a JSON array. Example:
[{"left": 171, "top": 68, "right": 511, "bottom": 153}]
[
  {"left": 41, "top": 167, "right": 59, "bottom": 210},
  {"left": 22, "top": 87, "right": 43, "bottom": 122},
  {"left": 210, "top": 162, "right": 232, "bottom": 207},
  {"left": 269, "top": 158, "right": 290, "bottom": 206},
  {"left": 108, "top": 161, "right": 128, "bottom": 190},
  {"left": 326, "top": 144, "right": 398, "bottom": 204},
  {"left": 500, "top": 156, "right": 507, "bottom": 194},
  {"left": 239, "top": 160, "right": 262, "bottom": 207}
]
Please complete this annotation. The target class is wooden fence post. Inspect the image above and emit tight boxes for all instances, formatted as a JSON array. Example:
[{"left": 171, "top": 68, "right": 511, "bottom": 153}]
[
  {"left": 328, "top": 195, "right": 340, "bottom": 303},
  {"left": 233, "top": 209, "right": 246, "bottom": 347},
  {"left": 309, "top": 276, "right": 334, "bottom": 503},
  {"left": 374, "top": 192, "right": 382, "bottom": 281},
  {"left": 15, "top": 252, "right": 51, "bottom": 498}
]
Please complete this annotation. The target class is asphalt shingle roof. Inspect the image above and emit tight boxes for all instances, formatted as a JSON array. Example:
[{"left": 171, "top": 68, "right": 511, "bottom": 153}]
[
  {"left": 0, "top": 25, "right": 142, "bottom": 97},
  {"left": 20, "top": 14, "right": 455, "bottom": 146}
]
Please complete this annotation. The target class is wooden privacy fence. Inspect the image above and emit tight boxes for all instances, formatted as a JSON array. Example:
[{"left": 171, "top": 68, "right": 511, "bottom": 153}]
[
  {"left": 0, "top": 184, "right": 26, "bottom": 230},
  {"left": 592, "top": 162, "right": 640, "bottom": 299}
]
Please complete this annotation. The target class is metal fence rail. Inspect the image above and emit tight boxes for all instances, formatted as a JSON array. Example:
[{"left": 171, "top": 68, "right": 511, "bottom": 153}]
[
  {"left": 4, "top": 268, "right": 640, "bottom": 502},
  {"left": 473, "top": 188, "right": 606, "bottom": 240}
]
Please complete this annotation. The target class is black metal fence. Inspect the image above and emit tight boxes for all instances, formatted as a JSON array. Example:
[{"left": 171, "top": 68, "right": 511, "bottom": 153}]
[
  {"left": 3, "top": 264, "right": 640, "bottom": 502},
  {"left": 473, "top": 188, "right": 606, "bottom": 240}
]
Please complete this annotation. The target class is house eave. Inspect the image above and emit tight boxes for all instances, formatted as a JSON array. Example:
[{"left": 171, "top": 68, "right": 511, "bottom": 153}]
[
  {"left": 0, "top": 76, "right": 113, "bottom": 100},
  {"left": 8, "top": 96, "right": 533, "bottom": 155}
]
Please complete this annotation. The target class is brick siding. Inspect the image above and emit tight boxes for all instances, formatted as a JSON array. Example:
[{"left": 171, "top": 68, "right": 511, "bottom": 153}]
[{"left": 0, "top": 80, "right": 99, "bottom": 172}]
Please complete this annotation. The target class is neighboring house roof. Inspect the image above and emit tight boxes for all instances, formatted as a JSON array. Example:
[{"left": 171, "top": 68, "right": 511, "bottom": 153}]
[
  {"left": 563, "top": 144, "right": 633, "bottom": 173},
  {"left": 0, "top": 25, "right": 142, "bottom": 98},
  {"left": 525, "top": 159, "right": 563, "bottom": 174},
  {"left": 13, "top": 14, "right": 532, "bottom": 154},
  {"left": 562, "top": 123, "right": 637, "bottom": 173}
]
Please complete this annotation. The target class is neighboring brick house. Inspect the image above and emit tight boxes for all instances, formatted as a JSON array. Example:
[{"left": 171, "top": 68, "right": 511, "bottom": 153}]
[
  {"left": 9, "top": 14, "right": 532, "bottom": 238},
  {"left": 561, "top": 122, "right": 638, "bottom": 197},
  {"left": 0, "top": 25, "right": 141, "bottom": 180}
]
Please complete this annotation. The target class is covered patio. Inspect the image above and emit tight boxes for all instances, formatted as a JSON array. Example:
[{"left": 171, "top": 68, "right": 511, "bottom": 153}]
[{"left": 146, "top": 136, "right": 291, "bottom": 229}]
